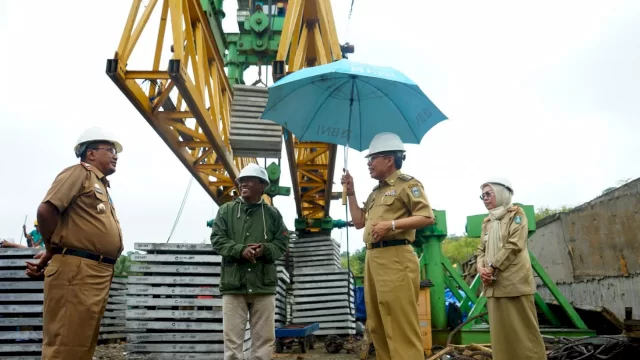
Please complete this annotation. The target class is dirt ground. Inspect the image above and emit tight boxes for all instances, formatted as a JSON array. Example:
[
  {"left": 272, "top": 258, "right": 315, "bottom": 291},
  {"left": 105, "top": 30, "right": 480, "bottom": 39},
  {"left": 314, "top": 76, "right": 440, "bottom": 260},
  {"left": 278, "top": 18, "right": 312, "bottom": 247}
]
[{"left": 93, "top": 341, "right": 366, "bottom": 360}]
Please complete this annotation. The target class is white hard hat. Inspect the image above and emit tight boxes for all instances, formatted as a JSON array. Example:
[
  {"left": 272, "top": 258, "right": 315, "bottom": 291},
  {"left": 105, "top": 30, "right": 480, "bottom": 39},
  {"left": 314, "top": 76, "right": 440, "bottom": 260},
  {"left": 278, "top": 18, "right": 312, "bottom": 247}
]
[
  {"left": 482, "top": 177, "right": 514, "bottom": 194},
  {"left": 74, "top": 127, "right": 123, "bottom": 157},
  {"left": 237, "top": 163, "right": 270, "bottom": 185},
  {"left": 366, "top": 132, "right": 405, "bottom": 158}
]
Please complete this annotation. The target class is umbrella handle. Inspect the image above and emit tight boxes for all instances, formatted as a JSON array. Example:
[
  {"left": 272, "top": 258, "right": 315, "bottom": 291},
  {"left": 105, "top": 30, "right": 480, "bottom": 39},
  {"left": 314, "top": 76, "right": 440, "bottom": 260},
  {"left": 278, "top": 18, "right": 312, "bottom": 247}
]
[{"left": 342, "top": 183, "right": 348, "bottom": 205}]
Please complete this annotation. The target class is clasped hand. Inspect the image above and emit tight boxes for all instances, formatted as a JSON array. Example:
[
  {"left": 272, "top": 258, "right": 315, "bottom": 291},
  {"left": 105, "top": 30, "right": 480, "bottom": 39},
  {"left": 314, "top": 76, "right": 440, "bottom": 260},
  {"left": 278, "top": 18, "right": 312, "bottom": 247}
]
[
  {"left": 370, "top": 221, "right": 392, "bottom": 242},
  {"left": 479, "top": 267, "right": 495, "bottom": 286},
  {"left": 242, "top": 243, "right": 264, "bottom": 263}
]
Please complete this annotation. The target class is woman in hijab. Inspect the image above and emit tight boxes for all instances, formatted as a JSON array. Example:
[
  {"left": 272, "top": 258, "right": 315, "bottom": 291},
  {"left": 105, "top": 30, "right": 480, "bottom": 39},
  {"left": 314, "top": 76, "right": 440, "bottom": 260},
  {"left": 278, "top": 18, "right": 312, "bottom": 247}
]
[{"left": 476, "top": 178, "right": 546, "bottom": 360}]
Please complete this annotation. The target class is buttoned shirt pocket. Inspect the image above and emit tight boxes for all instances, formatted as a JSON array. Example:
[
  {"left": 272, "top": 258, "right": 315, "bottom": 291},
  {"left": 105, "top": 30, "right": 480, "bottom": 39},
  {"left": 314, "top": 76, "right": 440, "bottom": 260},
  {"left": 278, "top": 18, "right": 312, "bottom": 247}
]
[
  {"left": 380, "top": 195, "right": 396, "bottom": 206},
  {"left": 92, "top": 189, "right": 109, "bottom": 214},
  {"left": 377, "top": 195, "right": 399, "bottom": 221}
]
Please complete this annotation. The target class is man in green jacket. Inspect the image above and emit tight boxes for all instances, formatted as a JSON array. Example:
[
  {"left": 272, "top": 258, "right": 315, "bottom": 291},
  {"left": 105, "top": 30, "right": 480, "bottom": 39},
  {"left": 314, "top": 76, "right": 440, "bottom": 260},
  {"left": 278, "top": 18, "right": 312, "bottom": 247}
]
[{"left": 211, "top": 163, "right": 289, "bottom": 360}]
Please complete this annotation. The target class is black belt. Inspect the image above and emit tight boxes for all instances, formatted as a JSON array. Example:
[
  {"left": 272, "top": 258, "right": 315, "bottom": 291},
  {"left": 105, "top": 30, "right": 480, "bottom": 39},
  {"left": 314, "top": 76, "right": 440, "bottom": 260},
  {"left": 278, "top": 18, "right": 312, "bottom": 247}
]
[
  {"left": 366, "top": 239, "right": 410, "bottom": 250},
  {"left": 52, "top": 248, "right": 116, "bottom": 265}
]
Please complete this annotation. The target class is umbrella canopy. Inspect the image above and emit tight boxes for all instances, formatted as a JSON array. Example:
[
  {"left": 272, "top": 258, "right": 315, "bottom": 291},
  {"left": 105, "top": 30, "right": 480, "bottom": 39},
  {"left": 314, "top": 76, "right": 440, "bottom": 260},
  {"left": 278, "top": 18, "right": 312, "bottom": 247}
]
[{"left": 261, "top": 59, "right": 447, "bottom": 152}]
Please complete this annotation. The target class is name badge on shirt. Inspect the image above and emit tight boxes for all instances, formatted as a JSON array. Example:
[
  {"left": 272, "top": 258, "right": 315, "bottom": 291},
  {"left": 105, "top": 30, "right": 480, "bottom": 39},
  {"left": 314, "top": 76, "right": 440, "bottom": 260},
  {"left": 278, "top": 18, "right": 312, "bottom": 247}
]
[{"left": 94, "top": 183, "right": 104, "bottom": 194}]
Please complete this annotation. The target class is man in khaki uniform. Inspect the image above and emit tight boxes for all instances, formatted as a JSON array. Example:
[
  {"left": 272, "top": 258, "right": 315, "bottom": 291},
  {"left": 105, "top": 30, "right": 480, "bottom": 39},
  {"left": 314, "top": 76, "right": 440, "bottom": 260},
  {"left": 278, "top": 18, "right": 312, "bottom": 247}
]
[
  {"left": 342, "top": 132, "right": 434, "bottom": 360},
  {"left": 25, "top": 127, "right": 124, "bottom": 360}
]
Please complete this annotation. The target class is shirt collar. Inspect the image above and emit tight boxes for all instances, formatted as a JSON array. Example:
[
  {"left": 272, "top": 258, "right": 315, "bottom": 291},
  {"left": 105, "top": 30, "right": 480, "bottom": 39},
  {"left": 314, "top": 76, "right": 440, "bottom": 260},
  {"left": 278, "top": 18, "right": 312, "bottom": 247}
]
[
  {"left": 81, "top": 162, "right": 110, "bottom": 187},
  {"left": 380, "top": 170, "right": 402, "bottom": 187}
]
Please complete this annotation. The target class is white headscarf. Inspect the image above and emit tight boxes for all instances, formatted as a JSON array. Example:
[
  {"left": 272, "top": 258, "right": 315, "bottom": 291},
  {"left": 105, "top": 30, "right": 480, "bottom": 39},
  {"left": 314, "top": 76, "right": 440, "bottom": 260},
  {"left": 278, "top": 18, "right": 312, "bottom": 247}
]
[{"left": 483, "top": 183, "right": 513, "bottom": 266}]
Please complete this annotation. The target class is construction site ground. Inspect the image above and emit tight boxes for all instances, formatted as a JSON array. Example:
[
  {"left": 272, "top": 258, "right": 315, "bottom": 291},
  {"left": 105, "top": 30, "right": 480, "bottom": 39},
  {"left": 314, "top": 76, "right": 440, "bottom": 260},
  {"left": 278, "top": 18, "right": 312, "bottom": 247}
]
[{"left": 93, "top": 342, "right": 365, "bottom": 360}]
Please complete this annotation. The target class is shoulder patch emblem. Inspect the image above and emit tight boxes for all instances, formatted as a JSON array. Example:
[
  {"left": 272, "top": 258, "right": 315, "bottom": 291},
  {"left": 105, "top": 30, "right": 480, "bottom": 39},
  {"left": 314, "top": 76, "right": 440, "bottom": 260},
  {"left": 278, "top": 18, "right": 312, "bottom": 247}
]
[
  {"left": 514, "top": 215, "right": 522, "bottom": 224},
  {"left": 398, "top": 174, "right": 414, "bottom": 181},
  {"left": 411, "top": 186, "right": 421, "bottom": 198}
]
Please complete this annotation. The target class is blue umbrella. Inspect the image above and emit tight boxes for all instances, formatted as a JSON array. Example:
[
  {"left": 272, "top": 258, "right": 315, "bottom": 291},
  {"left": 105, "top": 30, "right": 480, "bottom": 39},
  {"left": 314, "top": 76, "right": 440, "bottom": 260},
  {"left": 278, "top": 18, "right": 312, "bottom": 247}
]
[{"left": 260, "top": 58, "right": 448, "bottom": 152}]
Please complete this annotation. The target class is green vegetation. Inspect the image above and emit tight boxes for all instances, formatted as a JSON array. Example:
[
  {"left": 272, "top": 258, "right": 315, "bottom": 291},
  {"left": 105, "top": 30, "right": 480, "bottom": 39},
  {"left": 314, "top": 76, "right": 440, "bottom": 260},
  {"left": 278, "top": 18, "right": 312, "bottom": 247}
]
[
  {"left": 534, "top": 205, "right": 574, "bottom": 222},
  {"left": 602, "top": 178, "right": 631, "bottom": 195},
  {"left": 114, "top": 251, "right": 141, "bottom": 277},
  {"left": 340, "top": 247, "right": 366, "bottom": 276}
]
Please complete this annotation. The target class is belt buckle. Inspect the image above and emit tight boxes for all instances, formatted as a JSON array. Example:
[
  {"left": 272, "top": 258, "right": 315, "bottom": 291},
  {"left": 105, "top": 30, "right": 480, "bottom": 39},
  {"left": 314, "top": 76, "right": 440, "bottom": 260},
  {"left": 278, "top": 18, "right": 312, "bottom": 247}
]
[
  {"left": 99, "top": 255, "right": 104, "bottom": 263},
  {"left": 62, "top": 248, "right": 68, "bottom": 255},
  {"left": 366, "top": 243, "right": 373, "bottom": 250}
]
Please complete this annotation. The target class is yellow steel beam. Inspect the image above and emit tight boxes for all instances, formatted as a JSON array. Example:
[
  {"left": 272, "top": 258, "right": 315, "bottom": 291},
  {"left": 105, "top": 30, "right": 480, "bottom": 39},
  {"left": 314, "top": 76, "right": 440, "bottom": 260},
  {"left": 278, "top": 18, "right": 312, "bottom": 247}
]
[
  {"left": 277, "top": 0, "right": 343, "bottom": 225},
  {"left": 107, "top": 0, "right": 257, "bottom": 205}
]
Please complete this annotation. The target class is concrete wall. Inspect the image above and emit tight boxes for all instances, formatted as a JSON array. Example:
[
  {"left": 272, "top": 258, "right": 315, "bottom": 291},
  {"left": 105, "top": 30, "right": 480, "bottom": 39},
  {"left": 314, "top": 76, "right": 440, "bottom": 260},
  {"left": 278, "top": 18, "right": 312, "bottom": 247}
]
[
  {"left": 528, "top": 215, "right": 575, "bottom": 284},
  {"left": 536, "top": 275, "right": 640, "bottom": 322},
  {"left": 530, "top": 178, "right": 640, "bottom": 321}
]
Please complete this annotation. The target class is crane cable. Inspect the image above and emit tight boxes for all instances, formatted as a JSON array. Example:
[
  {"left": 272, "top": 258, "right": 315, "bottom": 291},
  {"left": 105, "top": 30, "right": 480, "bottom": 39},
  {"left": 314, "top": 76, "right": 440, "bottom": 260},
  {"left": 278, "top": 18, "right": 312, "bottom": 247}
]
[
  {"left": 344, "top": 0, "right": 355, "bottom": 42},
  {"left": 166, "top": 177, "right": 194, "bottom": 243}
]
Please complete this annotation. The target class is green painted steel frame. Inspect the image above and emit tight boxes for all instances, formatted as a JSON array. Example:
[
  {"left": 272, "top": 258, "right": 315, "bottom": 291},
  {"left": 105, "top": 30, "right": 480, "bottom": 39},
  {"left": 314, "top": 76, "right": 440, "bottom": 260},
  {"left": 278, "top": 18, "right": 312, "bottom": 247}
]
[
  {"left": 414, "top": 205, "right": 592, "bottom": 345},
  {"left": 224, "top": 3, "right": 286, "bottom": 84}
]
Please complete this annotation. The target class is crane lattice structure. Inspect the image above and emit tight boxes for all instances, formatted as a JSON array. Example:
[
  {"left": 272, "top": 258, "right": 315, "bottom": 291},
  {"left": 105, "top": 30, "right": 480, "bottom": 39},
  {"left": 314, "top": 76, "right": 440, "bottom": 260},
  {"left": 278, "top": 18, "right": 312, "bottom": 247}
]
[{"left": 106, "top": 0, "right": 354, "bottom": 231}]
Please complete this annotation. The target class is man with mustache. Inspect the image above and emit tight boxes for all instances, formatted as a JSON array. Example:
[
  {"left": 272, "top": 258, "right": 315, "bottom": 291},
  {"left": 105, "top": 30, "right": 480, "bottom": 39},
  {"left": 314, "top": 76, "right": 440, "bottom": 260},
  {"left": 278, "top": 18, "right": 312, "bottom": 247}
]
[
  {"left": 25, "top": 127, "right": 124, "bottom": 360},
  {"left": 341, "top": 132, "right": 434, "bottom": 360},
  {"left": 211, "top": 163, "right": 289, "bottom": 360}
]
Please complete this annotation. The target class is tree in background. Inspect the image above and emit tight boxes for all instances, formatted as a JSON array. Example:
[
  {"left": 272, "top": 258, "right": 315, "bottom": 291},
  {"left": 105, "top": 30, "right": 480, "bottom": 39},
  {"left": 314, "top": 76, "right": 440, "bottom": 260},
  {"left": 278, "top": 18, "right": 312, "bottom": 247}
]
[
  {"left": 114, "top": 251, "right": 140, "bottom": 277},
  {"left": 340, "top": 248, "right": 366, "bottom": 276},
  {"left": 534, "top": 205, "right": 574, "bottom": 222},
  {"left": 602, "top": 178, "right": 631, "bottom": 195},
  {"left": 441, "top": 236, "right": 481, "bottom": 266}
]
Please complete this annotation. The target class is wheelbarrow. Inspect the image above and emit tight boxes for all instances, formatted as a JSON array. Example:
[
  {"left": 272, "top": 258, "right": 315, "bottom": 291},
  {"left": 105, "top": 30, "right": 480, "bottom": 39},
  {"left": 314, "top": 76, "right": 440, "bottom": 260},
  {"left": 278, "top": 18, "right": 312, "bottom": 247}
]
[{"left": 274, "top": 322, "right": 320, "bottom": 353}]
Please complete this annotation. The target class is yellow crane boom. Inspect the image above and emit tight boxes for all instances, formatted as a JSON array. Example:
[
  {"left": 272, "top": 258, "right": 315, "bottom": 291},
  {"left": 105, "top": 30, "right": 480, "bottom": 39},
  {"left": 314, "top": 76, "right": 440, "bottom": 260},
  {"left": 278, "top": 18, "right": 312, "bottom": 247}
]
[{"left": 107, "top": 0, "right": 347, "bottom": 229}]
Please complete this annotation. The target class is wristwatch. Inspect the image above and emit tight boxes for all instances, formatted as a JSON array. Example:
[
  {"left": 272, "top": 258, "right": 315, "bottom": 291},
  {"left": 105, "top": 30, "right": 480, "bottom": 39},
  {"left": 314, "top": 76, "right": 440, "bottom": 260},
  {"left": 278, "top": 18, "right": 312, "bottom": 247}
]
[
  {"left": 391, "top": 220, "right": 396, "bottom": 231},
  {"left": 489, "top": 263, "right": 497, "bottom": 270}
]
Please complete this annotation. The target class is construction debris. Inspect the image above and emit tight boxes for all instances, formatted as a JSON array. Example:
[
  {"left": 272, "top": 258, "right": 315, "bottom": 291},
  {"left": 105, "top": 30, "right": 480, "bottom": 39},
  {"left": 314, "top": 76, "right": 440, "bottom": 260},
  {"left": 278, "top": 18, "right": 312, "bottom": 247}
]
[
  {"left": 323, "top": 335, "right": 360, "bottom": 354},
  {"left": 428, "top": 335, "right": 640, "bottom": 359}
]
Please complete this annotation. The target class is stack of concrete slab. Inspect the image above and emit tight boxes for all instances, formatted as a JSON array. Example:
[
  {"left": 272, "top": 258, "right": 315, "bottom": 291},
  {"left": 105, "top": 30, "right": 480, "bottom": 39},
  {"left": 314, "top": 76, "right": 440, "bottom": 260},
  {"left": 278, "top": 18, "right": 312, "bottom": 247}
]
[
  {"left": 0, "top": 247, "right": 42, "bottom": 360},
  {"left": 289, "top": 234, "right": 342, "bottom": 269},
  {"left": 286, "top": 290, "right": 294, "bottom": 325},
  {"left": 275, "top": 266, "right": 290, "bottom": 329},
  {"left": 99, "top": 277, "right": 127, "bottom": 341},
  {"left": 126, "top": 243, "right": 251, "bottom": 359},
  {"left": 229, "top": 84, "right": 283, "bottom": 159},
  {"left": 291, "top": 267, "right": 356, "bottom": 336}
]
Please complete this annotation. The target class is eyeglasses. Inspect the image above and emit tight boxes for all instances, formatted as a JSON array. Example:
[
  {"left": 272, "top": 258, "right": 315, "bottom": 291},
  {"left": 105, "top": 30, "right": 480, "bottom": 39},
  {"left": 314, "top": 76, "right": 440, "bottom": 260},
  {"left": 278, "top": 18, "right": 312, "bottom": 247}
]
[
  {"left": 367, "top": 155, "right": 390, "bottom": 164},
  {"left": 480, "top": 191, "right": 494, "bottom": 200},
  {"left": 91, "top": 147, "right": 117, "bottom": 155}
]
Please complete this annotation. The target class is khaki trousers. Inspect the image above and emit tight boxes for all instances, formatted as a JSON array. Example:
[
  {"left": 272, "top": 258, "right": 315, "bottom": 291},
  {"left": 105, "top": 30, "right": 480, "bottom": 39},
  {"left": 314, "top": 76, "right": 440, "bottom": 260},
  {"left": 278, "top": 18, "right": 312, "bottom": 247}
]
[
  {"left": 223, "top": 294, "right": 275, "bottom": 360},
  {"left": 364, "top": 245, "right": 424, "bottom": 360},
  {"left": 42, "top": 254, "right": 114, "bottom": 360}
]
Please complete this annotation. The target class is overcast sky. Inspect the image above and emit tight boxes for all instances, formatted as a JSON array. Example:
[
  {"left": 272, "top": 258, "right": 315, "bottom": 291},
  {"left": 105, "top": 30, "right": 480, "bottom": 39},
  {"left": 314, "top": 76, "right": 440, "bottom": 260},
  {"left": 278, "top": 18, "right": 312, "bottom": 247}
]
[{"left": 1, "top": 0, "right": 638, "bottom": 254}]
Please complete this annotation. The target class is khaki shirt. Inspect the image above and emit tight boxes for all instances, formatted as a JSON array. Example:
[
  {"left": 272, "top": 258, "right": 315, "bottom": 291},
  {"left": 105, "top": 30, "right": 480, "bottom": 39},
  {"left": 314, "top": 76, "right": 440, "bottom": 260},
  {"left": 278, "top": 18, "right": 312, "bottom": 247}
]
[
  {"left": 476, "top": 206, "right": 535, "bottom": 298},
  {"left": 362, "top": 170, "right": 434, "bottom": 244},
  {"left": 42, "top": 162, "right": 123, "bottom": 259}
]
